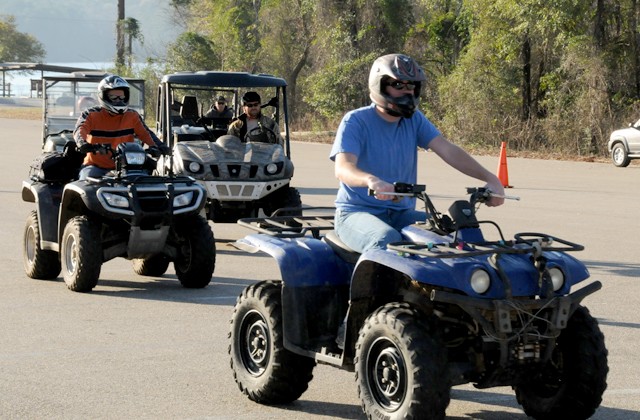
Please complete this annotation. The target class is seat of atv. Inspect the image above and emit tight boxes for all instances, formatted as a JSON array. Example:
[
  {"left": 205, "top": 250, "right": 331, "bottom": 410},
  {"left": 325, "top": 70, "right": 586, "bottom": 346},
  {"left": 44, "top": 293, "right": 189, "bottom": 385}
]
[{"left": 322, "top": 230, "right": 361, "bottom": 264}]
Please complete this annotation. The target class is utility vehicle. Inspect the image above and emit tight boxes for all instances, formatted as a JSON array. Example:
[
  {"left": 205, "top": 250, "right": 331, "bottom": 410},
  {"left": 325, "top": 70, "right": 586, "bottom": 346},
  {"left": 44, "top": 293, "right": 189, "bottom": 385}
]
[{"left": 154, "top": 71, "right": 300, "bottom": 222}]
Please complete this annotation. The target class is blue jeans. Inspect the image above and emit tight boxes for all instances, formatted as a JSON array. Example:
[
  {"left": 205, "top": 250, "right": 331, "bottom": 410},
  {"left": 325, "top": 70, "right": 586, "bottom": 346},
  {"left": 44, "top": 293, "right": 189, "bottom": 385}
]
[
  {"left": 78, "top": 165, "right": 110, "bottom": 180},
  {"left": 334, "top": 208, "right": 426, "bottom": 253}
]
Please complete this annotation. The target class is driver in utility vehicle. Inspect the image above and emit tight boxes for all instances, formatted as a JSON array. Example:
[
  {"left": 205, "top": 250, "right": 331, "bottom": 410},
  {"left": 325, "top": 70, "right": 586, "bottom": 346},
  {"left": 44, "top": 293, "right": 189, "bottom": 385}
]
[{"left": 228, "top": 91, "right": 284, "bottom": 146}]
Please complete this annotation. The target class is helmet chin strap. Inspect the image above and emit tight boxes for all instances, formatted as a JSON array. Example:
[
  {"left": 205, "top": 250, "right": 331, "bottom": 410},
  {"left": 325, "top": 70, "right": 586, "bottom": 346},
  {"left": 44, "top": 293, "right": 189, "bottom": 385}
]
[
  {"left": 384, "top": 105, "right": 404, "bottom": 118},
  {"left": 384, "top": 102, "right": 415, "bottom": 118}
]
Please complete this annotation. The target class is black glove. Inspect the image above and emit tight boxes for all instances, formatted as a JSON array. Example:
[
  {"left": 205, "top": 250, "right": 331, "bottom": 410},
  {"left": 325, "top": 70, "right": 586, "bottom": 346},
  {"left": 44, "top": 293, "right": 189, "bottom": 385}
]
[{"left": 78, "top": 142, "right": 97, "bottom": 154}]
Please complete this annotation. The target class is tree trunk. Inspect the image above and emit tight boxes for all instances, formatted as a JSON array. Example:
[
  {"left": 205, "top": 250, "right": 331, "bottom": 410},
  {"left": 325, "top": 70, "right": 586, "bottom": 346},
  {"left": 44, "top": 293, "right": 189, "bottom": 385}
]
[
  {"left": 521, "top": 32, "right": 531, "bottom": 121},
  {"left": 116, "top": 0, "right": 125, "bottom": 69},
  {"left": 594, "top": 0, "right": 605, "bottom": 48},
  {"left": 630, "top": 0, "right": 640, "bottom": 98}
]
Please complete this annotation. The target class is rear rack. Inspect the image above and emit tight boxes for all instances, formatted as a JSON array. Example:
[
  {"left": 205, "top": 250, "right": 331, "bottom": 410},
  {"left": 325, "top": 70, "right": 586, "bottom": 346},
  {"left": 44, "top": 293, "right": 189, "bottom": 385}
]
[{"left": 237, "top": 207, "right": 335, "bottom": 239}]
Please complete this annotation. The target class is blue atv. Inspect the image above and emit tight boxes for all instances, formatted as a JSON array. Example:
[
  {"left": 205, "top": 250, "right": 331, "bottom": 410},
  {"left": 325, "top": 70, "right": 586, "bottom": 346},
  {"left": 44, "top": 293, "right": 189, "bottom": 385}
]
[{"left": 228, "top": 184, "right": 608, "bottom": 419}]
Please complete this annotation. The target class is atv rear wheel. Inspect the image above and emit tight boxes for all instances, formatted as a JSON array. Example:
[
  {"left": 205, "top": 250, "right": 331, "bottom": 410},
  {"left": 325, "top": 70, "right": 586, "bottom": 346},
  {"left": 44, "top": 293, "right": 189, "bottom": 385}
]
[
  {"left": 514, "top": 306, "right": 608, "bottom": 419},
  {"left": 132, "top": 254, "right": 170, "bottom": 277},
  {"left": 173, "top": 215, "right": 215, "bottom": 288},
  {"left": 23, "top": 210, "right": 61, "bottom": 279},
  {"left": 355, "top": 303, "right": 450, "bottom": 420},
  {"left": 229, "top": 280, "right": 316, "bottom": 404},
  {"left": 60, "top": 216, "right": 102, "bottom": 292}
]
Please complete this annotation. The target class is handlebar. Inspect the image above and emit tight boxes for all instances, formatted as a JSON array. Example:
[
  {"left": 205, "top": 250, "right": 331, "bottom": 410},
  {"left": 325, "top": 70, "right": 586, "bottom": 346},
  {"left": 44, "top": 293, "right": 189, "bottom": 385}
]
[
  {"left": 466, "top": 187, "right": 520, "bottom": 204},
  {"left": 368, "top": 184, "right": 519, "bottom": 202}
]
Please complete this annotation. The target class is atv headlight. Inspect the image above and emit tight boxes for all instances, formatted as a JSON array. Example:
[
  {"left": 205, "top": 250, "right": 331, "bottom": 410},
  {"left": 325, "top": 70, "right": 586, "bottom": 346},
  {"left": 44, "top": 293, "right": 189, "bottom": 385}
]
[
  {"left": 187, "top": 161, "right": 202, "bottom": 173},
  {"left": 102, "top": 192, "right": 130, "bottom": 208},
  {"left": 125, "top": 151, "right": 146, "bottom": 166},
  {"left": 265, "top": 163, "right": 278, "bottom": 174},
  {"left": 173, "top": 191, "right": 194, "bottom": 207},
  {"left": 470, "top": 268, "right": 491, "bottom": 294},
  {"left": 548, "top": 267, "right": 565, "bottom": 291}
]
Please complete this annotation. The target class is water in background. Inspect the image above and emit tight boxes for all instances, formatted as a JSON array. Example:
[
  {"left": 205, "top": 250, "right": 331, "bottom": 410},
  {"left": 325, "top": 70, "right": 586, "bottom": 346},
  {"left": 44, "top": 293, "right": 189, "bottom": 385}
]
[{"left": 2, "top": 62, "right": 113, "bottom": 97}]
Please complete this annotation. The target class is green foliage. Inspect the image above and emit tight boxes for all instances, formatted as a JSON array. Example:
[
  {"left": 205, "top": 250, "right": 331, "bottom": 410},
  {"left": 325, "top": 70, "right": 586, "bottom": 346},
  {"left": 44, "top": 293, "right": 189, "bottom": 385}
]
[
  {"left": 0, "top": 15, "right": 45, "bottom": 62},
  {"left": 138, "top": 0, "right": 640, "bottom": 155},
  {"left": 165, "top": 32, "right": 220, "bottom": 73},
  {"left": 304, "top": 52, "right": 378, "bottom": 119}
]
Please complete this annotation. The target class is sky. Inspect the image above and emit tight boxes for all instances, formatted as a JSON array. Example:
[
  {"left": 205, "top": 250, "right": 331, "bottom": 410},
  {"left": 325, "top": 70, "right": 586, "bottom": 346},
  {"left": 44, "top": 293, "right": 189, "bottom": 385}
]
[{"left": 1, "top": 0, "right": 182, "bottom": 64}]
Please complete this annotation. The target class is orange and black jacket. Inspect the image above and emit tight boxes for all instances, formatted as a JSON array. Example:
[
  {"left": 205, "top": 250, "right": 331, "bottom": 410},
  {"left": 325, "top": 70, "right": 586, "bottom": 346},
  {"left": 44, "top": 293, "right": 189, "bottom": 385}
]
[{"left": 74, "top": 107, "right": 162, "bottom": 169}]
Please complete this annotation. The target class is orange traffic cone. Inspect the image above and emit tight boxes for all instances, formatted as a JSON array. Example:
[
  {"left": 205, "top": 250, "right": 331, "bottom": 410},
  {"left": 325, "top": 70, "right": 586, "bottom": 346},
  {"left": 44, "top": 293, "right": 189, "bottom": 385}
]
[{"left": 496, "top": 141, "right": 512, "bottom": 188}]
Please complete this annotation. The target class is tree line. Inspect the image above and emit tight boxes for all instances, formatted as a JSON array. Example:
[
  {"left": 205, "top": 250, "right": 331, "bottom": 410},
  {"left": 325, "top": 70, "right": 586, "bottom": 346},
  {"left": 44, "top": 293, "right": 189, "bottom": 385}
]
[
  {"left": 4, "top": 1, "right": 640, "bottom": 158},
  {"left": 153, "top": 0, "right": 640, "bottom": 157}
]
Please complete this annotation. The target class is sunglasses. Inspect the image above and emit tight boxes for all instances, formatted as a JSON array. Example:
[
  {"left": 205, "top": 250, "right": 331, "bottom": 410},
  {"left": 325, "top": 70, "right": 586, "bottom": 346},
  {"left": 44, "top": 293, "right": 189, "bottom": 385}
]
[
  {"left": 108, "top": 94, "right": 126, "bottom": 101},
  {"left": 244, "top": 102, "right": 260, "bottom": 108},
  {"left": 217, "top": 101, "right": 226, "bottom": 105},
  {"left": 388, "top": 81, "right": 416, "bottom": 91}
]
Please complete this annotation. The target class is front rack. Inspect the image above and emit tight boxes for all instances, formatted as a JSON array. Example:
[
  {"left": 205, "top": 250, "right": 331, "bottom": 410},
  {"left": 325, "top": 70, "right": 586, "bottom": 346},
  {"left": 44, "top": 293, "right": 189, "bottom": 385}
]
[{"left": 387, "top": 232, "right": 584, "bottom": 259}]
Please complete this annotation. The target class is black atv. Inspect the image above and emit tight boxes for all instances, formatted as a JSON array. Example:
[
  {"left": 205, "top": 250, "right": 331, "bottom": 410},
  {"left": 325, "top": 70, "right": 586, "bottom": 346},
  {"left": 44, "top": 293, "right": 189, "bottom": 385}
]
[{"left": 22, "top": 142, "right": 215, "bottom": 292}]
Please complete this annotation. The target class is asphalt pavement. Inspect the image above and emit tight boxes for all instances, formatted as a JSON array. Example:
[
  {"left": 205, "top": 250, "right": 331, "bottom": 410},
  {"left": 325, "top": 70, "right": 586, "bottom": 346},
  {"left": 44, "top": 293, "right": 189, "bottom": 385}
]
[{"left": 1, "top": 117, "right": 639, "bottom": 419}]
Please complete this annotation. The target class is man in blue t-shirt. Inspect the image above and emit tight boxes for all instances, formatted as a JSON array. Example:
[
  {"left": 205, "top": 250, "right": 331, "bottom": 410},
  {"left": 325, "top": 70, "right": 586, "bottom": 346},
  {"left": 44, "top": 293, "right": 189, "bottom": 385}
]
[{"left": 330, "top": 53, "right": 505, "bottom": 253}]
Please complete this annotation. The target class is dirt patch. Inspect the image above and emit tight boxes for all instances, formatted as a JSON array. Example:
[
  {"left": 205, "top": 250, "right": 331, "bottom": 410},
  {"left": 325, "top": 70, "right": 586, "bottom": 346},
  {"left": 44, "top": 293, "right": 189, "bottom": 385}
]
[{"left": 0, "top": 107, "right": 41, "bottom": 120}]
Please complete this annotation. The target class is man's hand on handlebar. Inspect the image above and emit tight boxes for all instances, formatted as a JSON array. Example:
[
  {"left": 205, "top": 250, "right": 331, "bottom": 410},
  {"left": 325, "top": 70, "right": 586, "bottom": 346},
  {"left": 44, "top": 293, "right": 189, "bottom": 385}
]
[
  {"left": 367, "top": 178, "right": 398, "bottom": 201},
  {"left": 79, "top": 142, "right": 110, "bottom": 155},
  {"left": 483, "top": 180, "right": 505, "bottom": 207}
]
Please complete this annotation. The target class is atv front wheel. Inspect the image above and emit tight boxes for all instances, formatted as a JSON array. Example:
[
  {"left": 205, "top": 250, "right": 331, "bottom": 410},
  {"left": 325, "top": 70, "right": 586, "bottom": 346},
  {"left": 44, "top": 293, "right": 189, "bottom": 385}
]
[
  {"left": 514, "top": 306, "right": 608, "bottom": 419},
  {"left": 132, "top": 254, "right": 170, "bottom": 277},
  {"left": 229, "top": 280, "right": 316, "bottom": 404},
  {"left": 355, "top": 303, "right": 450, "bottom": 420},
  {"left": 60, "top": 216, "right": 102, "bottom": 292},
  {"left": 173, "top": 215, "right": 215, "bottom": 288},
  {"left": 23, "top": 210, "right": 61, "bottom": 279},
  {"left": 263, "top": 186, "right": 302, "bottom": 217}
]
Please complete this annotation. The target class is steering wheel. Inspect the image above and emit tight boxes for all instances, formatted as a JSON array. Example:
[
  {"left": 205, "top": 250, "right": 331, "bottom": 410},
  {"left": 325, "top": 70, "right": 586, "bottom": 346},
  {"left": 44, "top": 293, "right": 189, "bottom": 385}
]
[{"left": 245, "top": 125, "right": 278, "bottom": 144}]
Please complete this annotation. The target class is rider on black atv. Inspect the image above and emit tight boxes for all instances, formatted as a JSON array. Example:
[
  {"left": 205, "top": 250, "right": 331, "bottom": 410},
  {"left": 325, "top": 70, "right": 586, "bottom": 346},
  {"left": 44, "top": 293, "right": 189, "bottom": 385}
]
[
  {"left": 74, "top": 75, "right": 170, "bottom": 180},
  {"left": 330, "top": 53, "right": 505, "bottom": 253}
]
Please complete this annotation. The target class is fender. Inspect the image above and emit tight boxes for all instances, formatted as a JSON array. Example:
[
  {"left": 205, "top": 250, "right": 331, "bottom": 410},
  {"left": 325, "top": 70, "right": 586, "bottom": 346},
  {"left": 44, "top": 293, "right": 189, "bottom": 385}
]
[
  {"left": 22, "top": 180, "right": 63, "bottom": 251},
  {"left": 609, "top": 135, "right": 629, "bottom": 152},
  {"left": 351, "top": 246, "right": 590, "bottom": 300},
  {"left": 235, "top": 233, "right": 352, "bottom": 287}
]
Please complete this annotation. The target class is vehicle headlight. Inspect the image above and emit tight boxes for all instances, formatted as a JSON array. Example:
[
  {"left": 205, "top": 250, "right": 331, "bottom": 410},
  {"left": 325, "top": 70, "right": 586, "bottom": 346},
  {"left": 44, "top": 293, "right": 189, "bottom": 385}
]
[
  {"left": 102, "top": 192, "right": 130, "bottom": 208},
  {"left": 173, "top": 191, "right": 194, "bottom": 207},
  {"left": 265, "top": 163, "right": 279, "bottom": 174},
  {"left": 470, "top": 268, "right": 491, "bottom": 294},
  {"left": 188, "top": 161, "right": 202, "bottom": 173},
  {"left": 125, "top": 151, "right": 146, "bottom": 166},
  {"left": 548, "top": 267, "right": 565, "bottom": 291}
]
